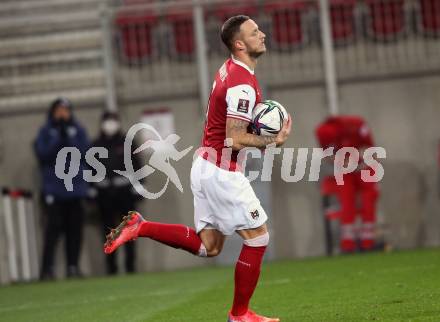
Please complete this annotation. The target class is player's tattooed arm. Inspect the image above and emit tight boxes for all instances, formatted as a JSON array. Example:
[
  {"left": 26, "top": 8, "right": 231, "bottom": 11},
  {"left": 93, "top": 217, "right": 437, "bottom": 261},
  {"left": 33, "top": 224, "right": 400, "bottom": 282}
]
[{"left": 226, "top": 116, "right": 291, "bottom": 151}]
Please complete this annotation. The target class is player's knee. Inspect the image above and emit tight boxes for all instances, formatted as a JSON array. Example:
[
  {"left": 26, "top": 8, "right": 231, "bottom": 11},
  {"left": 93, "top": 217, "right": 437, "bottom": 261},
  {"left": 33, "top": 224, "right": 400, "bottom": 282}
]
[
  {"left": 206, "top": 246, "right": 223, "bottom": 257},
  {"left": 243, "top": 232, "right": 270, "bottom": 247},
  {"left": 201, "top": 238, "right": 224, "bottom": 257}
]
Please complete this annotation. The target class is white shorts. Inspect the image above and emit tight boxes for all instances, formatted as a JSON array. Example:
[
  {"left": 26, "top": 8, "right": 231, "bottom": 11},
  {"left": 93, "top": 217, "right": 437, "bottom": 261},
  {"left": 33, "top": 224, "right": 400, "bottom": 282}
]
[{"left": 190, "top": 156, "right": 268, "bottom": 235}]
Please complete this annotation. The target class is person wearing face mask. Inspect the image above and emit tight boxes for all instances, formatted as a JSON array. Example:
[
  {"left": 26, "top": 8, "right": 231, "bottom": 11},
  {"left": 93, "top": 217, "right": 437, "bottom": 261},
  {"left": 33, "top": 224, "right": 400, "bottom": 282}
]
[
  {"left": 91, "top": 111, "right": 140, "bottom": 275},
  {"left": 34, "top": 97, "right": 90, "bottom": 280}
]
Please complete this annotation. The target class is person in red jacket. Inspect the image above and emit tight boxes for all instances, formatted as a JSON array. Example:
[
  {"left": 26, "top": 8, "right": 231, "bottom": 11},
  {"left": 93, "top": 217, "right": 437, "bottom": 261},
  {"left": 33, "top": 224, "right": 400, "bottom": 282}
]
[{"left": 316, "top": 115, "right": 379, "bottom": 253}]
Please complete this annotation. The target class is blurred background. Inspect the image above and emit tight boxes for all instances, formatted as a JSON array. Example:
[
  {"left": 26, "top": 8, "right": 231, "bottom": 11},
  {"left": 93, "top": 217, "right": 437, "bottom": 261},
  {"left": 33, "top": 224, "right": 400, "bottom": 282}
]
[{"left": 0, "top": 0, "right": 439, "bottom": 284}]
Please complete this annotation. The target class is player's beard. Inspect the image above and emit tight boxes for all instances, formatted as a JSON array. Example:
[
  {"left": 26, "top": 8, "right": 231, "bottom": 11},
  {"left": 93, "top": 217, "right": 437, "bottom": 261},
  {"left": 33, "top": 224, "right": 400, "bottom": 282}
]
[
  {"left": 249, "top": 50, "right": 264, "bottom": 59},
  {"left": 247, "top": 44, "right": 265, "bottom": 59}
]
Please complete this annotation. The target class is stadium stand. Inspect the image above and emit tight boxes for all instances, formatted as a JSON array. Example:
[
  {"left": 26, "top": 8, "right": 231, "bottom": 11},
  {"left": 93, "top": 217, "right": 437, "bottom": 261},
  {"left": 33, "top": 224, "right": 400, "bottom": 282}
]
[
  {"left": 418, "top": 0, "right": 440, "bottom": 36},
  {"left": 263, "top": 1, "right": 311, "bottom": 49},
  {"left": 166, "top": 8, "right": 196, "bottom": 58},
  {"left": 0, "top": 0, "right": 107, "bottom": 113},
  {"left": 364, "top": 0, "right": 407, "bottom": 41},
  {"left": 209, "top": 0, "right": 258, "bottom": 23},
  {"left": 116, "top": 10, "right": 158, "bottom": 62},
  {"left": 2, "top": 0, "right": 438, "bottom": 111},
  {"left": 329, "top": 0, "right": 357, "bottom": 44}
]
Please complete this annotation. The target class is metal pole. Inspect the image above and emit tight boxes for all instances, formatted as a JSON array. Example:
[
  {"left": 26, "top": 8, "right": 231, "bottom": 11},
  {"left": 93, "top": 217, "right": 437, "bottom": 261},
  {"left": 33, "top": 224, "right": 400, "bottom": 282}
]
[
  {"left": 101, "top": 4, "right": 118, "bottom": 113},
  {"left": 319, "top": 0, "right": 339, "bottom": 115},
  {"left": 25, "top": 193, "right": 39, "bottom": 280},
  {"left": 17, "top": 195, "right": 31, "bottom": 281},
  {"left": 0, "top": 191, "right": 9, "bottom": 285},
  {"left": 193, "top": 0, "right": 210, "bottom": 115},
  {"left": 2, "top": 193, "right": 18, "bottom": 282}
]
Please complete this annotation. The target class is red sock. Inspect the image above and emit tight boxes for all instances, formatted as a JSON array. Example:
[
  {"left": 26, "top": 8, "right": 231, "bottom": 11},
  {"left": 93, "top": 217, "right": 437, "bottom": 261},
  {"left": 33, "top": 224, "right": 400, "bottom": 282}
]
[
  {"left": 138, "top": 221, "right": 203, "bottom": 256},
  {"left": 231, "top": 245, "right": 267, "bottom": 316}
]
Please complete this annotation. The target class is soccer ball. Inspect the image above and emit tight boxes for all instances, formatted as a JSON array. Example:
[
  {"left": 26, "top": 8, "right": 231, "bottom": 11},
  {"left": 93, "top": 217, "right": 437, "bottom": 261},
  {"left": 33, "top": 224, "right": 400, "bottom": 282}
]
[{"left": 252, "top": 100, "right": 288, "bottom": 136}]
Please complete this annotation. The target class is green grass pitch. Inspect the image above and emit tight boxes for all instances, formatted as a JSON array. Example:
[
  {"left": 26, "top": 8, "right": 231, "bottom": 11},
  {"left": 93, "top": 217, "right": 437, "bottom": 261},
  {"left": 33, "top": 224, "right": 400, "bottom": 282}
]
[{"left": 0, "top": 249, "right": 439, "bottom": 322}]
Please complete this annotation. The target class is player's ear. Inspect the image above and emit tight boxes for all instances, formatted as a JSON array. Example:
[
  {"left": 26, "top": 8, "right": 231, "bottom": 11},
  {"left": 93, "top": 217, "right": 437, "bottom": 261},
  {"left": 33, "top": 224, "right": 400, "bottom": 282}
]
[{"left": 235, "top": 39, "right": 245, "bottom": 51}]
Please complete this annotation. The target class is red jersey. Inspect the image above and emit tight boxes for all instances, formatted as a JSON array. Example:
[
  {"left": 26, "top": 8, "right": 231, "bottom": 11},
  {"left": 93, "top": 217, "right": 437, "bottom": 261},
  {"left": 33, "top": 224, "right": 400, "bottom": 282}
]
[
  {"left": 315, "top": 115, "right": 374, "bottom": 151},
  {"left": 201, "top": 57, "right": 262, "bottom": 171}
]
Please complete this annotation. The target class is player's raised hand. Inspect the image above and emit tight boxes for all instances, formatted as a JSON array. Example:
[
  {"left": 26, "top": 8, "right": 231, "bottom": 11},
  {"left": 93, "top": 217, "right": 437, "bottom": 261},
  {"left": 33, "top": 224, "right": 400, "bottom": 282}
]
[{"left": 275, "top": 114, "right": 292, "bottom": 146}]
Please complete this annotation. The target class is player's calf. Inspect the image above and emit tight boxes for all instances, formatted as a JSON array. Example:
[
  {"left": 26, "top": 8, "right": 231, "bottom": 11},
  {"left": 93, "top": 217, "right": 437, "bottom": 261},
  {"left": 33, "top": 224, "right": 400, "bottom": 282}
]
[
  {"left": 104, "top": 211, "right": 209, "bottom": 257},
  {"left": 231, "top": 232, "right": 270, "bottom": 317}
]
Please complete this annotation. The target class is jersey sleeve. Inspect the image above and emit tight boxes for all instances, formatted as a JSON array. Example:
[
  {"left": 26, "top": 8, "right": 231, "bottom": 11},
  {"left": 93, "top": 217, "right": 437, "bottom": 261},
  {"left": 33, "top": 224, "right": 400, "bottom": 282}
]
[{"left": 225, "top": 84, "right": 256, "bottom": 122}]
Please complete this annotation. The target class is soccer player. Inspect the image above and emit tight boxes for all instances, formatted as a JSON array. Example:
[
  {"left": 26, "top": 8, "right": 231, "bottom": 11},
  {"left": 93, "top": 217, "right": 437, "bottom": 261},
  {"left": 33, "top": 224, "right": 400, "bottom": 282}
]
[
  {"left": 316, "top": 115, "right": 379, "bottom": 253},
  {"left": 104, "top": 15, "right": 291, "bottom": 322}
]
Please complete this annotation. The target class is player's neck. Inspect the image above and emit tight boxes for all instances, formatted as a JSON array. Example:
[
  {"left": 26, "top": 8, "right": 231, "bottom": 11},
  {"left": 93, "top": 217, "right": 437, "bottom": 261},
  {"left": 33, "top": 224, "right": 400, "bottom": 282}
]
[{"left": 232, "top": 54, "right": 257, "bottom": 72}]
